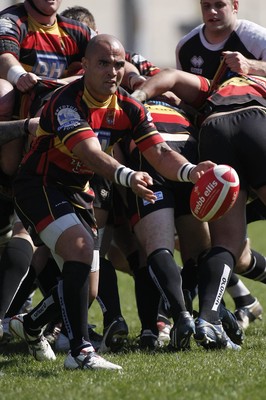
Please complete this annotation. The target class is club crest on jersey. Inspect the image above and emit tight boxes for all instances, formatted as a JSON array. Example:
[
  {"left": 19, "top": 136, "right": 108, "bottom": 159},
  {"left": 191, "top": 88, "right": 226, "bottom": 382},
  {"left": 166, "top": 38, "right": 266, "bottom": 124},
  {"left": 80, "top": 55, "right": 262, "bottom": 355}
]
[
  {"left": 56, "top": 106, "right": 81, "bottom": 130},
  {"left": 105, "top": 109, "right": 115, "bottom": 125}
]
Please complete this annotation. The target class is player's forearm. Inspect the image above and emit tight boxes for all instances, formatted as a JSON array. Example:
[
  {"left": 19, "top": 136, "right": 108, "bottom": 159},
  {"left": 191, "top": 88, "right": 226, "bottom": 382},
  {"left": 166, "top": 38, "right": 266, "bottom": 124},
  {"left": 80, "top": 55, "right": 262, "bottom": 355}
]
[
  {"left": 143, "top": 143, "right": 191, "bottom": 181},
  {"left": 247, "top": 59, "right": 266, "bottom": 76},
  {"left": 0, "top": 53, "right": 26, "bottom": 82},
  {"left": 0, "top": 119, "right": 28, "bottom": 145}
]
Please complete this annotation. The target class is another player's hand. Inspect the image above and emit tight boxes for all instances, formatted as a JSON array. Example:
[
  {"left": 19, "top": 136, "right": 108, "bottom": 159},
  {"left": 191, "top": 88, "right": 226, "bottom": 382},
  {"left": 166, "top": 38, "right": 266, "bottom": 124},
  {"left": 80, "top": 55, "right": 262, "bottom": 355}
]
[
  {"left": 131, "top": 89, "right": 147, "bottom": 103},
  {"left": 189, "top": 161, "right": 216, "bottom": 184},
  {"left": 16, "top": 72, "right": 39, "bottom": 92},
  {"left": 130, "top": 171, "right": 156, "bottom": 203},
  {"left": 154, "top": 91, "right": 181, "bottom": 107},
  {"left": 222, "top": 51, "right": 250, "bottom": 74}
]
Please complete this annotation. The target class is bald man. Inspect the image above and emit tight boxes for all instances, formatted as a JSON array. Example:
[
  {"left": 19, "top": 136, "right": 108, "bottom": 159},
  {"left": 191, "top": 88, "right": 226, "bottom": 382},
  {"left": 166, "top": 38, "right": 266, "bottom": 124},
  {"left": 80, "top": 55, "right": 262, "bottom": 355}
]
[{"left": 8, "top": 34, "right": 214, "bottom": 370}]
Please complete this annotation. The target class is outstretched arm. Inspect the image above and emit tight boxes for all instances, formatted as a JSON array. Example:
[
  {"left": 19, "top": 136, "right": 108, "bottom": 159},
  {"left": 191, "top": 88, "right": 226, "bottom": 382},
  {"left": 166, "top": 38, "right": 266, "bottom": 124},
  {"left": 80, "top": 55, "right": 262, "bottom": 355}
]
[
  {"left": 142, "top": 142, "right": 215, "bottom": 184},
  {"left": 73, "top": 137, "right": 157, "bottom": 203},
  {"left": 0, "top": 117, "right": 39, "bottom": 146},
  {"left": 131, "top": 68, "right": 205, "bottom": 105}
]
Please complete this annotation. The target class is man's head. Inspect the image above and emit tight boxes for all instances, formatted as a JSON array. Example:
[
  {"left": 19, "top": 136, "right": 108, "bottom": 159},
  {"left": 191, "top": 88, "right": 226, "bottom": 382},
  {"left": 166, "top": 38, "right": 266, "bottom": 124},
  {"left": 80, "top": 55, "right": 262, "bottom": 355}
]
[
  {"left": 200, "top": 0, "right": 239, "bottom": 42},
  {"left": 60, "top": 6, "right": 97, "bottom": 31},
  {"left": 25, "top": 0, "right": 62, "bottom": 22},
  {"left": 82, "top": 34, "right": 126, "bottom": 102}
]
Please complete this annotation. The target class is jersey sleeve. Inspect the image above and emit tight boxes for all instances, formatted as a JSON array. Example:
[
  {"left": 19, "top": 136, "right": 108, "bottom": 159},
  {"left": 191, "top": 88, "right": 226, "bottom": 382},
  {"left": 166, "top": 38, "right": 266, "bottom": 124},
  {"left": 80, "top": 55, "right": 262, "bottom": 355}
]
[
  {"left": 39, "top": 86, "right": 97, "bottom": 152},
  {"left": 127, "top": 98, "right": 165, "bottom": 152},
  {"left": 0, "top": 14, "right": 22, "bottom": 58},
  {"left": 125, "top": 51, "right": 160, "bottom": 76}
]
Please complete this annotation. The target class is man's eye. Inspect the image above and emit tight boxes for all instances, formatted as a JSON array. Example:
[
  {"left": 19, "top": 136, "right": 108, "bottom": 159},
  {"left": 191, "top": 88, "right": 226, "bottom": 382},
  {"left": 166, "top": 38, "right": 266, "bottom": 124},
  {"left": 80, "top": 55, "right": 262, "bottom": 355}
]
[{"left": 99, "top": 60, "right": 108, "bottom": 67}]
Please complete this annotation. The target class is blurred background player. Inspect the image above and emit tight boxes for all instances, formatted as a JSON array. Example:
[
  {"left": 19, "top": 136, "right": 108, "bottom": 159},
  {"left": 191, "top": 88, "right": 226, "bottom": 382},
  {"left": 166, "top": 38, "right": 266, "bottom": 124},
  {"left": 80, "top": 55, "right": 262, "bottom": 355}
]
[
  {"left": 175, "top": 0, "right": 266, "bottom": 328},
  {"left": 131, "top": 66, "right": 266, "bottom": 349}
]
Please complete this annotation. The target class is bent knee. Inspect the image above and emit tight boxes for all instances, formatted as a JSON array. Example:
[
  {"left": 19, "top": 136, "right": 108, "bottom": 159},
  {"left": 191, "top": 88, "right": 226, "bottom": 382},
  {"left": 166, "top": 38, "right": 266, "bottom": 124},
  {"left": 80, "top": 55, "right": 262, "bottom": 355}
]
[{"left": 0, "top": 79, "right": 15, "bottom": 119}]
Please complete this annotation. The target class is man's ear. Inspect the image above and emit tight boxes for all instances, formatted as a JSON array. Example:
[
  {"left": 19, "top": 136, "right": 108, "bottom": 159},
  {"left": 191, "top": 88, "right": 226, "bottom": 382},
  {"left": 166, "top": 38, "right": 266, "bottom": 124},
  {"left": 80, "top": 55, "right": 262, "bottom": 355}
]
[
  {"left": 82, "top": 57, "right": 88, "bottom": 70},
  {"left": 233, "top": 0, "right": 239, "bottom": 13}
]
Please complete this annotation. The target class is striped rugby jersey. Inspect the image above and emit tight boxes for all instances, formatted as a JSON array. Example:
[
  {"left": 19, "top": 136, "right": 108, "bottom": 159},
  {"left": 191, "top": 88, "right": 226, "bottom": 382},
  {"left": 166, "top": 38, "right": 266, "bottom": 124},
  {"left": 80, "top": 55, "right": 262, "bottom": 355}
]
[{"left": 0, "top": 4, "right": 95, "bottom": 79}]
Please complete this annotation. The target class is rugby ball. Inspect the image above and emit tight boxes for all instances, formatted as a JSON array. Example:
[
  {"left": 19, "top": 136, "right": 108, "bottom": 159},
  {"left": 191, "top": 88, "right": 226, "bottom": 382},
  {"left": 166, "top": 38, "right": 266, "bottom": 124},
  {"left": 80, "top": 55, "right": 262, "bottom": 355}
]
[{"left": 190, "top": 164, "right": 240, "bottom": 222}]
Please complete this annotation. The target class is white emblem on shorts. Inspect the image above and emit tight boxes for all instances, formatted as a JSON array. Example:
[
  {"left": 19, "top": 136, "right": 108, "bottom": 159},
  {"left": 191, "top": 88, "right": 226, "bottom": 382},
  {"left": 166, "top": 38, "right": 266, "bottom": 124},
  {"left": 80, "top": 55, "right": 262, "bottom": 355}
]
[{"left": 143, "top": 191, "right": 163, "bottom": 206}]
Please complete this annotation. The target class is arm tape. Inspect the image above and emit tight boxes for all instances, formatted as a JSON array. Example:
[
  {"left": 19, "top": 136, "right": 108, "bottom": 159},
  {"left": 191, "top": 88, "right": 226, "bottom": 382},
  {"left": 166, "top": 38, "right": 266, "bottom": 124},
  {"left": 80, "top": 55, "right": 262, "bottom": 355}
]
[
  {"left": 114, "top": 166, "right": 135, "bottom": 187},
  {"left": 7, "top": 65, "right": 27, "bottom": 85},
  {"left": 177, "top": 163, "right": 196, "bottom": 182}
]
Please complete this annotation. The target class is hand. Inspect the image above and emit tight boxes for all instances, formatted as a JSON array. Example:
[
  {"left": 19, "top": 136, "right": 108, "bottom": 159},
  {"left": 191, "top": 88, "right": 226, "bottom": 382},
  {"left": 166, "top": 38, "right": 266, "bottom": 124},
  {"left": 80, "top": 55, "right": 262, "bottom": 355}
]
[
  {"left": 189, "top": 161, "right": 216, "bottom": 184},
  {"left": 222, "top": 51, "right": 250, "bottom": 74},
  {"left": 16, "top": 72, "right": 39, "bottom": 92},
  {"left": 130, "top": 171, "right": 156, "bottom": 203},
  {"left": 129, "top": 74, "right": 147, "bottom": 90},
  {"left": 131, "top": 89, "right": 147, "bottom": 103},
  {"left": 153, "top": 91, "right": 181, "bottom": 107}
]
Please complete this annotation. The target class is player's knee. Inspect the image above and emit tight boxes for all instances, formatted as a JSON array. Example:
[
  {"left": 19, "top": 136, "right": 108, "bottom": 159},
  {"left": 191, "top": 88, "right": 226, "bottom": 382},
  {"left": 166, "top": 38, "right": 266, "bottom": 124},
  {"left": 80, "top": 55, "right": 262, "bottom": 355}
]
[
  {"left": 147, "top": 248, "right": 174, "bottom": 267},
  {"left": 0, "top": 79, "right": 15, "bottom": 119}
]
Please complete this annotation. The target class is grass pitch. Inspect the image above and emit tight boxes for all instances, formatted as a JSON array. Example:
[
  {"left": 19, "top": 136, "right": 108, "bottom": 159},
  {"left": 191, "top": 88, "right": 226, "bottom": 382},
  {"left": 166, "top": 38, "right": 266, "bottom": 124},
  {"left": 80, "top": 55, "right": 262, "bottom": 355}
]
[{"left": 1, "top": 221, "right": 266, "bottom": 400}]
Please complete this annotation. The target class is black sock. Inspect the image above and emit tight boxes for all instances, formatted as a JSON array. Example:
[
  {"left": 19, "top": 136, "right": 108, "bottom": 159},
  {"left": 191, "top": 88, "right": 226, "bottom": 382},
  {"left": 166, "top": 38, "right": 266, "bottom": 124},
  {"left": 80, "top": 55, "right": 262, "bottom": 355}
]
[
  {"left": 181, "top": 258, "right": 198, "bottom": 296},
  {"left": 127, "top": 251, "right": 160, "bottom": 333},
  {"left": 0, "top": 237, "right": 33, "bottom": 319},
  {"left": 37, "top": 257, "right": 62, "bottom": 296},
  {"left": 227, "top": 272, "right": 239, "bottom": 287},
  {"left": 59, "top": 261, "right": 91, "bottom": 355},
  {"left": 157, "top": 297, "right": 172, "bottom": 323},
  {"left": 147, "top": 248, "right": 186, "bottom": 324},
  {"left": 198, "top": 247, "right": 234, "bottom": 323},
  {"left": 239, "top": 249, "right": 266, "bottom": 283},
  {"left": 246, "top": 198, "right": 266, "bottom": 224},
  {"left": 23, "top": 285, "right": 60, "bottom": 336},
  {"left": 227, "top": 272, "right": 255, "bottom": 308},
  {"left": 233, "top": 294, "right": 256, "bottom": 309},
  {"left": 5, "top": 264, "right": 36, "bottom": 317},
  {"left": 96, "top": 257, "right": 122, "bottom": 328},
  {"left": 133, "top": 266, "right": 160, "bottom": 334}
]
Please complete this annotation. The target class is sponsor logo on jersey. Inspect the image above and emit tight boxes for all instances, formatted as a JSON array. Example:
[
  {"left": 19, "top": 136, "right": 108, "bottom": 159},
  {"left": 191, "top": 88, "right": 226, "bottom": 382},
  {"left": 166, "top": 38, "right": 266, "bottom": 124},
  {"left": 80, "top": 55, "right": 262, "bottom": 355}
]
[
  {"left": 190, "top": 55, "right": 204, "bottom": 74},
  {"left": 94, "top": 130, "right": 111, "bottom": 151},
  {"left": 33, "top": 54, "right": 67, "bottom": 79}
]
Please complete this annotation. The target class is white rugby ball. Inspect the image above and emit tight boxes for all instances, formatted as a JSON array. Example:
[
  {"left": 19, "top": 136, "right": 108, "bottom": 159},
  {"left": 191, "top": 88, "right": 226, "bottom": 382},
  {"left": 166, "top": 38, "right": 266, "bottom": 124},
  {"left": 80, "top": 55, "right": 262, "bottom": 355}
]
[{"left": 190, "top": 164, "right": 240, "bottom": 222}]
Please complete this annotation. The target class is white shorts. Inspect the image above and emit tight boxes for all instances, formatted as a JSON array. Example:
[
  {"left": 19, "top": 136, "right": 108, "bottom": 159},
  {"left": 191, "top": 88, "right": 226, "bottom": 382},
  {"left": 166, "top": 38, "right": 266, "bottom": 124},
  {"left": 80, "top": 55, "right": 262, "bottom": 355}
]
[{"left": 39, "top": 213, "right": 100, "bottom": 272}]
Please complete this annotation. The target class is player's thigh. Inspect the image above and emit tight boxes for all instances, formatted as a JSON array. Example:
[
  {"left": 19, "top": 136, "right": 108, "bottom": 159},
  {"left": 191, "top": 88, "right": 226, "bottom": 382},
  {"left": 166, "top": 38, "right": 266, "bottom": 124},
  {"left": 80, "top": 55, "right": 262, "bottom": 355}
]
[
  {"left": 175, "top": 215, "right": 210, "bottom": 263},
  {"left": 133, "top": 208, "right": 175, "bottom": 256},
  {"left": 208, "top": 190, "right": 247, "bottom": 260}
]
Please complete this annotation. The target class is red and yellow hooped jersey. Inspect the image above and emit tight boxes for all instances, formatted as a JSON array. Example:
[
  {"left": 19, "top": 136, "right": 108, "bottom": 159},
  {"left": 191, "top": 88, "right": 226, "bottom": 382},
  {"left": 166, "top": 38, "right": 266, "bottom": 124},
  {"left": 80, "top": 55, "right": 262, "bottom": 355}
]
[{"left": 0, "top": 4, "right": 94, "bottom": 79}]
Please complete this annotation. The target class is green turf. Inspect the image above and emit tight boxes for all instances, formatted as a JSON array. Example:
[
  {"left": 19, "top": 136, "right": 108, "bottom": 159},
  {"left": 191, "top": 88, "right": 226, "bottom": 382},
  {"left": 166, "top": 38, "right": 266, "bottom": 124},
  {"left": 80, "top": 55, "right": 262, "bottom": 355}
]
[{"left": 1, "top": 221, "right": 266, "bottom": 400}]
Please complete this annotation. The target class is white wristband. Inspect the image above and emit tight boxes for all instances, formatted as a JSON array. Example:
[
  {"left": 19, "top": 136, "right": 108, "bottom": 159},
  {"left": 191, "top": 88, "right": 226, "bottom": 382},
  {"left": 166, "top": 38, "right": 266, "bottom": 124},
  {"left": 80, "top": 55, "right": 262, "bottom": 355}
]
[
  {"left": 7, "top": 65, "right": 27, "bottom": 85},
  {"left": 114, "top": 166, "right": 135, "bottom": 187},
  {"left": 177, "top": 163, "right": 196, "bottom": 182}
]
